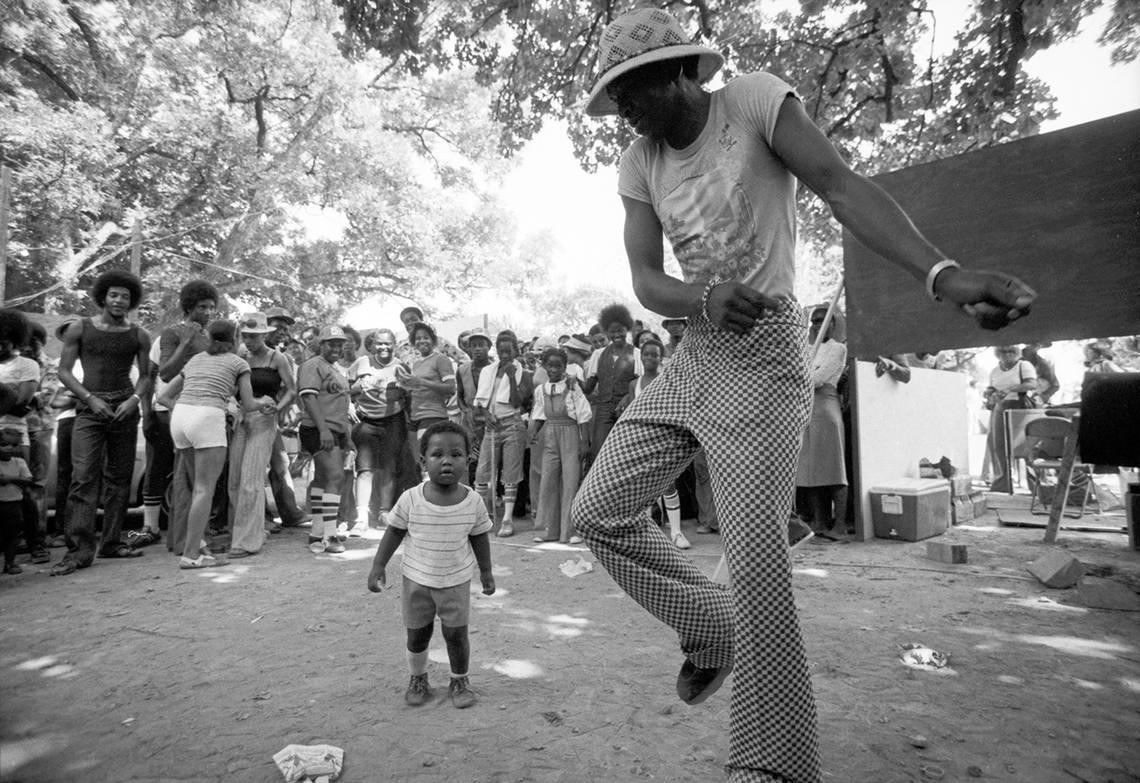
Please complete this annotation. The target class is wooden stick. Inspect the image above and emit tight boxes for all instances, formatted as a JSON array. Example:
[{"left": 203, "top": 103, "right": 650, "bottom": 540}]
[{"left": 0, "top": 166, "right": 10, "bottom": 304}]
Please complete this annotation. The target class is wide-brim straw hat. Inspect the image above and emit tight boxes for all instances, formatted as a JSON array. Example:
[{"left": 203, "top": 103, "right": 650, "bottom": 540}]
[
  {"left": 585, "top": 8, "right": 724, "bottom": 117},
  {"left": 563, "top": 337, "right": 594, "bottom": 356},
  {"left": 240, "top": 312, "right": 274, "bottom": 334}
]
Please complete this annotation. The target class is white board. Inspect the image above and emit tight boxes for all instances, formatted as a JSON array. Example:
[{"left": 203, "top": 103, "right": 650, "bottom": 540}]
[{"left": 852, "top": 361, "right": 971, "bottom": 540}]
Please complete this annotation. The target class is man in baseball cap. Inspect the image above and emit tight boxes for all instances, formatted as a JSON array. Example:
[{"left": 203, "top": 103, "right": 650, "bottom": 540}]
[
  {"left": 573, "top": 7, "right": 1037, "bottom": 781},
  {"left": 297, "top": 324, "right": 351, "bottom": 555}
]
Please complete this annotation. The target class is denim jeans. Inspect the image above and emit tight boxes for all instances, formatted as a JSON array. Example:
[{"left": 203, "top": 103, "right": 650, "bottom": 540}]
[
  {"left": 53, "top": 417, "right": 76, "bottom": 536},
  {"left": 65, "top": 407, "right": 140, "bottom": 561},
  {"left": 227, "top": 409, "right": 278, "bottom": 552}
]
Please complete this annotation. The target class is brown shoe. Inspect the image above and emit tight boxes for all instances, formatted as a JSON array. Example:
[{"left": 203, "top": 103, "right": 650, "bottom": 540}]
[
  {"left": 405, "top": 673, "right": 432, "bottom": 706},
  {"left": 448, "top": 676, "right": 476, "bottom": 709}
]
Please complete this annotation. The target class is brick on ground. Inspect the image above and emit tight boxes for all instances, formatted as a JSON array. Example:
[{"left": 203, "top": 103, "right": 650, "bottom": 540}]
[
  {"left": 1027, "top": 550, "right": 1084, "bottom": 588},
  {"left": 1077, "top": 577, "right": 1140, "bottom": 611},
  {"left": 927, "top": 541, "right": 968, "bottom": 564}
]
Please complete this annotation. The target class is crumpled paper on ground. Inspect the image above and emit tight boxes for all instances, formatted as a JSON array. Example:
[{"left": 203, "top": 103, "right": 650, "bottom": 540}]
[
  {"left": 559, "top": 556, "right": 594, "bottom": 578},
  {"left": 273, "top": 744, "right": 343, "bottom": 783},
  {"left": 898, "top": 643, "right": 954, "bottom": 674}
]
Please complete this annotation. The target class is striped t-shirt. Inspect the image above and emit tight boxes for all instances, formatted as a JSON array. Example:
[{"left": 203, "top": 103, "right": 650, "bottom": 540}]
[
  {"left": 389, "top": 484, "right": 493, "bottom": 589},
  {"left": 178, "top": 352, "right": 249, "bottom": 409}
]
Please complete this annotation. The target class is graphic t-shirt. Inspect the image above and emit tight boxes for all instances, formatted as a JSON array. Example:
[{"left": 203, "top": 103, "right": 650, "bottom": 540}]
[
  {"left": 298, "top": 356, "right": 351, "bottom": 432},
  {"left": 349, "top": 355, "right": 407, "bottom": 420},
  {"left": 618, "top": 72, "right": 799, "bottom": 299}
]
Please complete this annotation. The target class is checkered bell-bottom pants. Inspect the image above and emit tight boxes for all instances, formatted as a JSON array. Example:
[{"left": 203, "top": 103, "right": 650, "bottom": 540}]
[{"left": 571, "top": 300, "right": 821, "bottom": 783}]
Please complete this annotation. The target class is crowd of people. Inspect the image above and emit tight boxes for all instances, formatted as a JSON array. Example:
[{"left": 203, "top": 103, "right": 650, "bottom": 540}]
[
  {"left": 0, "top": 271, "right": 742, "bottom": 577},
  {"left": 1, "top": 270, "right": 1125, "bottom": 580}
]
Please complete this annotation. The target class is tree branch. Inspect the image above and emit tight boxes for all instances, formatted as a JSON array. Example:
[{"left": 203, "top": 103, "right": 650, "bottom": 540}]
[
  {"left": 64, "top": 4, "right": 107, "bottom": 78},
  {"left": 6, "top": 49, "right": 80, "bottom": 100}
]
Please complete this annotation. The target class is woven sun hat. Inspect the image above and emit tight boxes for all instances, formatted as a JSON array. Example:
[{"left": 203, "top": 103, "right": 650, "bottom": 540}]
[
  {"left": 563, "top": 336, "right": 594, "bottom": 357},
  {"left": 240, "top": 312, "right": 274, "bottom": 334},
  {"left": 585, "top": 7, "right": 724, "bottom": 117}
]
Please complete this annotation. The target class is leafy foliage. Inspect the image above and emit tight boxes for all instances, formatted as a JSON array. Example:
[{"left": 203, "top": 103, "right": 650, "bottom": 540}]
[
  {"left": 331, "top": 0, "right": 1130, "bottom": 259},
  {"left": 1, "top": 0, "right": 515, "bottom": 327}
]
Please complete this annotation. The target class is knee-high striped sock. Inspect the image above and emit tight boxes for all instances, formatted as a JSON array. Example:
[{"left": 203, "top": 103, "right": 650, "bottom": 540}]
[
  {"left": 663, "top": 489, "right": 682, "bottom": 538},
  {"left": 142, "top": 496, "right": 162, "bottom": 532},
  {"left": 320, "top": 493, "right": 341, "bottom": 536},
  {"left": 501, "top": 484, "right": 518, "bottom": 522},
  {"left": 475, "top": 482, "right": 492, "bottom": 514}
]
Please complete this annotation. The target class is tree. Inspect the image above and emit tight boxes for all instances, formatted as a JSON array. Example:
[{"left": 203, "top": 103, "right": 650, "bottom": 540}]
[
  {"left": 1, "top": 0, "right": 516, "bottom": 326},
  {"left": 331, "top": 0, "right": 1136, "bottom": 260}
]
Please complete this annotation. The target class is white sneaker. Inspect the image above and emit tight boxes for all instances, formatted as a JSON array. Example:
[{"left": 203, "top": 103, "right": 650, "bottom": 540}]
[
  {"left": 568, "top": 535, "right": 583, "bottom": 545},
  {"left": 672, "top": 531, "right": 692, "bottom": 550}
]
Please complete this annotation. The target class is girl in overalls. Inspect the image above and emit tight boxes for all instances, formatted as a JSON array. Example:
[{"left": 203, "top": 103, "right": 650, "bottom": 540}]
[{"left": 528, "top": 348, "right": 592, "bottom": 544}]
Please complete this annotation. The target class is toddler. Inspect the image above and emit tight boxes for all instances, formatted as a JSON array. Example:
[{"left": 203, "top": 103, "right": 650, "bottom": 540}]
[
  {"left": 367, "top": 421, "right": 495, "bottom": 708},
  {"left": 0, "top": 427, "right": 33, "bottom": 574}
]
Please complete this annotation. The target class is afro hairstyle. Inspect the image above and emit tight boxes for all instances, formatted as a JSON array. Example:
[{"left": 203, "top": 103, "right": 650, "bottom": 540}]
[
  {"left": 92, "top": 269, "right": 143, "bottom": 309},
  {"left": 598, "top": 303, "right": 633, "bottom": 331}
]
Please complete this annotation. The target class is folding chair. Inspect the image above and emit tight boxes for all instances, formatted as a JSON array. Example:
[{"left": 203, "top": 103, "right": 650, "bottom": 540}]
[{"left": 1025, "top": 416, "right": 1095, "bottom": 519}]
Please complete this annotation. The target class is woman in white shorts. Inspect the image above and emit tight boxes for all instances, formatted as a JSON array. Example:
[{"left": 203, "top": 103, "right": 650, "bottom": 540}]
[{"left": 158, "top": 320, "right": 270, "bottom": 568}]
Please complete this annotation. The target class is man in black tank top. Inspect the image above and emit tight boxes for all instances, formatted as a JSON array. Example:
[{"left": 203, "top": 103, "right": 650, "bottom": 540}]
[{"left": 51, "top": 271, "right": 152, "bottom": 575}]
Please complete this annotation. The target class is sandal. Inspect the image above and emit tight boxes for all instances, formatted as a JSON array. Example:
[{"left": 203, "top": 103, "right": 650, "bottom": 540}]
[
  {"left": 98, "top": 545, "right": 144, "bottom": 559},
  {"left": 50, "top": 557, "right": 78, "bottom": 576},
  {"left": 179, "top": 554, "right": 224, "bottom": 569},
  {"left": 126, "top": 529, "right": 161, "bottom": 548}
]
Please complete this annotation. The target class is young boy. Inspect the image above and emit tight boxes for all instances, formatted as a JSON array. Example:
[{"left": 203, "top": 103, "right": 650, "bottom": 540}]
[
  {"left": 0, "top": 426, "right": 34, "bottom": 574},
  {"left": 367, "top": 420, "right": 495, "bottom": 709}
]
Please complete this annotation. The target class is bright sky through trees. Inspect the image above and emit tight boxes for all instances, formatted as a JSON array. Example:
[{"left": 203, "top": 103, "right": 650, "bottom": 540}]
[{"left": 495, "top": 1, "right": 1139, "bottom": 319}]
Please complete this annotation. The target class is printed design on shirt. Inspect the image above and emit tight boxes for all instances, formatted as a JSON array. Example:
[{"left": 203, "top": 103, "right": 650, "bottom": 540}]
[
  {"left": 323, "top": 367, "right": 348, "bottom": 396},
  {"left": 659, "top": 166, "right": 765, "bottom": 285},
  {"left": 718, "top": 123, "right": 738, "bottom": 152}
]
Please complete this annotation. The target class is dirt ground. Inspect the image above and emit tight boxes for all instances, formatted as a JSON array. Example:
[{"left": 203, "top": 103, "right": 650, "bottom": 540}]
[{"left": 2, "top": 505, "right": 1139, "bottom": 783}]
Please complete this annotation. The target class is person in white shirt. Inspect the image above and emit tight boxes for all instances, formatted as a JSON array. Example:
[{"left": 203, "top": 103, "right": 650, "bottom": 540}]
[
  {"left": 794, "top": 304, "right": 849, "bottom": 538},
  {"left": 571, "top": 10, "right": 1036, "bottom": 780},
  {"left": 472, "top": 330, "right": 533, "bottom": 537},
  {"left": 985, "top": 345, "right": 1038, "bottom": 493}
]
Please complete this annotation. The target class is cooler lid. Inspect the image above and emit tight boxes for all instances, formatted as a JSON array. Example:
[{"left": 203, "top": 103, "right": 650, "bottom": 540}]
[{"left": 869, "top": 478, "right": 951, "bottom": 496}]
